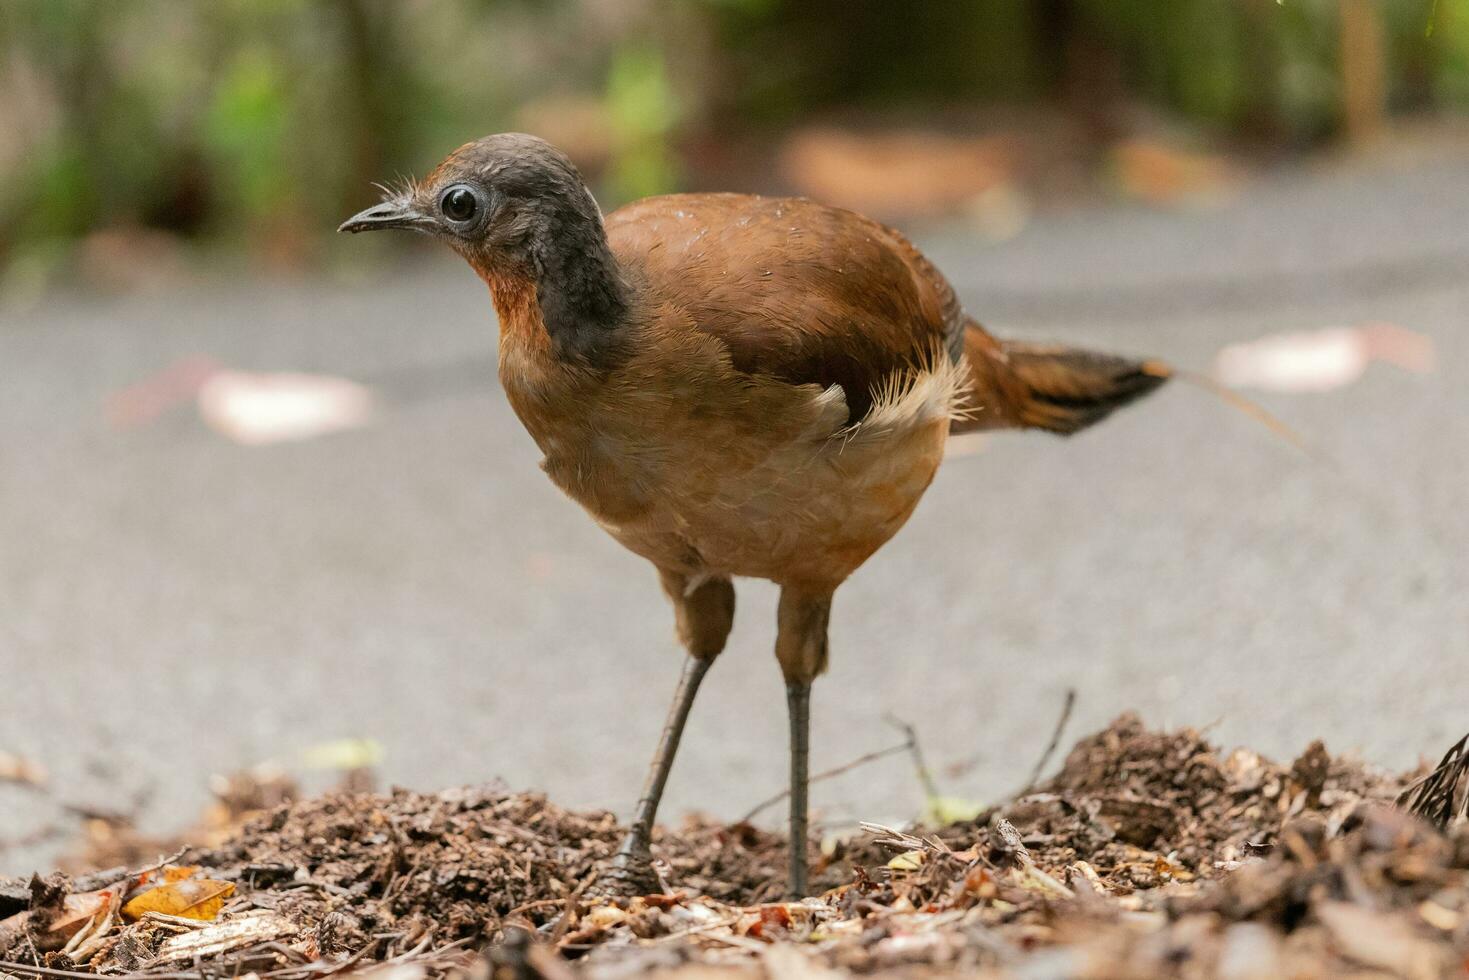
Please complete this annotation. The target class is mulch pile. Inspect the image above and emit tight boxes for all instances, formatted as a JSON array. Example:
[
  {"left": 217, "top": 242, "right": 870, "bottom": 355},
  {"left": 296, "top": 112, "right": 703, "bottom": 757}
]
[{"left": 4, "top": 713, "right": 1467, "bottom": 979}]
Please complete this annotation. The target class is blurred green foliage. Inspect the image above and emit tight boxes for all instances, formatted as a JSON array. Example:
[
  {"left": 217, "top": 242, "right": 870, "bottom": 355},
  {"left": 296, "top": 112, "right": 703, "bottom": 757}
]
[
  {"left": 0, "top": 0, "right": 1460, "bottom": 268},
  {"left": 605, "top": 43, "right": 681, "bottom": 201}
]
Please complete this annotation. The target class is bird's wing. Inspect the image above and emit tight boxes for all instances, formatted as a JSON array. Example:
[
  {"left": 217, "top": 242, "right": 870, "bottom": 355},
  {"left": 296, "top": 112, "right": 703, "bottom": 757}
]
[{"left": 606, "top": 193, "right": 965, "bottom": 423}]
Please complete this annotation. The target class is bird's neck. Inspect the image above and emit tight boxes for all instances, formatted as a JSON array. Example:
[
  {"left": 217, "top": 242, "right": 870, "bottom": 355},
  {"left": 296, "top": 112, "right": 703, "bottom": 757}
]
[
  {"left": 535, "top": 230, "right": 629, "bottom": 364},
  {"left": 486, "top": 263, "right": 614, "bottom": 472},
  {"left": 476, "top": 215, "right": 629, "bottom": 368}
]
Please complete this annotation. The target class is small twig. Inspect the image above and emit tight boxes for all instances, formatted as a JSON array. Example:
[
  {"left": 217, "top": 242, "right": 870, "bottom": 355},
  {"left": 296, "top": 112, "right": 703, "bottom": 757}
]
[
  {"left": 696, "top": 930, "right": 770, "bottom": 952},
  {"left": 643, "top": 913, "right": 743, "bottom": 947},
  {"left": 138, "top": 911, "right": 208, "bottom": 931},
  {"left": 738, "top": 737, "right": 914, "bottom": 824},
  {"left": 859, "top": 822, "right": 942, "bottom": 855},
  {"left": 256, "top": 943, "right": 309, "bottom": 965},
  {"left": 1016, "top": 690, "right": 1076, "bottom": 798},
  {"left": 881, "top": 715, "right": 940, "bottom": 803},
  {"left": 72, "top": 846, "right": 193, "bottom": 894},
  {"left": 505, "top": 897, "right": 568, "bottom": 917},
  {"left": 255, "top": 937, "right": 384, "bottom": 980},
  {"left": 547, "top": 881, "right": 586, "bottom": 945}
]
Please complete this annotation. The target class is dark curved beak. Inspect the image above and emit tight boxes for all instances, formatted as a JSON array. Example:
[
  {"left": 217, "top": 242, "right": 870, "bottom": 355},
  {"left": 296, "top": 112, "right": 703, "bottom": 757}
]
[{"left": 338, "top": 199, "right": 433, "bottom": 234}]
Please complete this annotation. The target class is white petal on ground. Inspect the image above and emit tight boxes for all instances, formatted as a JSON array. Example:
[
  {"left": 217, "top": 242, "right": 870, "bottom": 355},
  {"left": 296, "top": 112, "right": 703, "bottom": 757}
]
[
  {"left": 1357, "top": 320, "right": 1436, "bottom": 373},
  {"left": 1213, "top": 322, "right": 1434, "bottom": 393},
  {"left": 196, "top": 371, "right": 374, "bottom": 446}
]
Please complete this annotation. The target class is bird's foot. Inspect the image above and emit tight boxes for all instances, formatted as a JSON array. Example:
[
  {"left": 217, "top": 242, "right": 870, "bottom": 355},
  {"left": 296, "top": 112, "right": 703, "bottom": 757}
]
[{"left": 590, "top": 846, "right": 664, "bottom": 897}]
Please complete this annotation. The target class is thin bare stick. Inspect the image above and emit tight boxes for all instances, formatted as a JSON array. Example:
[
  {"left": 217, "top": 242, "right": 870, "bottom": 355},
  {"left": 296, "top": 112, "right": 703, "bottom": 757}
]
[
  {"left": 1016, "top": 689, "right": 1076, "bottom": 797},
  {"left": 859, "top": 822, "right": 937, "bottom": 853},
  {"left": 71, "top": 846, "right": 192, "bottom": 894},
  {"left": 739, "top": 737, "right": 914, "bottom": 824},
  {"left": 882, "top": 714, "right": 941, "bottom": 803}
]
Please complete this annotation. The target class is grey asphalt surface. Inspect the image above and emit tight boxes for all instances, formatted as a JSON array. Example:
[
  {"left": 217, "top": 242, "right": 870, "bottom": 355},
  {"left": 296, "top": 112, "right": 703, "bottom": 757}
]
[{"left": 3, "top": 155, "right": 1466, "bottom": 875}]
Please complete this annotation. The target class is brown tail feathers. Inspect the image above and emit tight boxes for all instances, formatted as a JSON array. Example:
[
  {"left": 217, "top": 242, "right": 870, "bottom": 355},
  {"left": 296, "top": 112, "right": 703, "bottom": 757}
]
[{"left": 957, "top": 321, "right": 1170, "bottom": 435}]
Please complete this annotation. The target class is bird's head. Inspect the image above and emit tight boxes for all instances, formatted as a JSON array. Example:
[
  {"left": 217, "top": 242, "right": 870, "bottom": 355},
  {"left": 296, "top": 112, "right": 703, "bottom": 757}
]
[
  {"left": 341, "top": 133, "right": 627, "bottom": 362},
  {"left": 339, "top": 133, "right": 607, "bottom": 282}
]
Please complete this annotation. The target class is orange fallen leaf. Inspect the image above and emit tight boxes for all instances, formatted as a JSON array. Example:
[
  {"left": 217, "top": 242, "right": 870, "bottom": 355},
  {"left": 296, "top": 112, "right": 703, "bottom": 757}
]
[
  {"left": 744, "top": 904, "right": 794, "bottom": 940},
  {"left": 778, "top": 126, "right": 1017, "bottom": 221},
  {"left": 122, "top": 877, "right": 235, "bottom": 922},
  {"left": 133, "top": 864, "right": 202, "bottom": 889},
  {"left": 963, "top": 866, "right": 998, "bottom": 900},
  {"left": 1111, "top": 139, "right": 1238, "bottom": 205}
]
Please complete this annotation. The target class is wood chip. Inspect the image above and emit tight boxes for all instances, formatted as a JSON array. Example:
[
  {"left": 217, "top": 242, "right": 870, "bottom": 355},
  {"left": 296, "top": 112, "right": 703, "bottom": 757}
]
[{"left": 150, "top": 911, "right": 298, "bottom": 965}]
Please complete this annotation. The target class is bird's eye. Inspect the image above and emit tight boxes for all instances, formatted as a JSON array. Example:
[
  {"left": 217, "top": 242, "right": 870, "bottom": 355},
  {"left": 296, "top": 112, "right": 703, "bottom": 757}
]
[{"left": 440, "top": 186, "right": 479, "bottom": 223}]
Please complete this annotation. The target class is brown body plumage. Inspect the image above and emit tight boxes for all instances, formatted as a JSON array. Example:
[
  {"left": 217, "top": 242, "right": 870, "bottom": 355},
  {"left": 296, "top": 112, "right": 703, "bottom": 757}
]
[{"left": 342, "top": 133, "right": 1167, "bottom": 896}]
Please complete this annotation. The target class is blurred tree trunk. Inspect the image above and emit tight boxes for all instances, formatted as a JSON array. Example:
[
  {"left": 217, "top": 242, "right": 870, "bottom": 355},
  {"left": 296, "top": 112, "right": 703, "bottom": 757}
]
[
  {"left": 1397, "top": 3, "right": 1441, "bottom": 112},
  {"left": 1032, "top": 0, "right": 1126, "bottom": 152},
  {"left": 335, "top": 0, "right": 392, "bottom": 209},
  {"left": 1239, "top": 0, "right": 1286, "bottom": 145},
  {"left": 1339, "top": 0, "right": 1387, "bottom": 145},
  {"left": 40, "top": 5, "right": 111, "bottom": 233}
]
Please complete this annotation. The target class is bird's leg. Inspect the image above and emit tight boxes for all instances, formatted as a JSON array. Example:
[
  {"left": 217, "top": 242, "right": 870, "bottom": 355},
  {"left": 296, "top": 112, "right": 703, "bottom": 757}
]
[
  {"left": 600, "top": 570, "right": 734, "bottom": 894},
  {"left": 785, "top": 679, "right": 812, "bottom": 897},
  {"left": 610, "top": 654, "right": 710, "bottom": 876},
  {"left": 775, "top": 586, "right": 833, "bottom": 898}
]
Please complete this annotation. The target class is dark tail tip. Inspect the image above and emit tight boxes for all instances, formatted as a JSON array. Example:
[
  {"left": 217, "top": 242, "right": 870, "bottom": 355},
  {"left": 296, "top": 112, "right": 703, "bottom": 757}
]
[{"left": 1004, "top": 343, "right": 1169, "bottom": 435}]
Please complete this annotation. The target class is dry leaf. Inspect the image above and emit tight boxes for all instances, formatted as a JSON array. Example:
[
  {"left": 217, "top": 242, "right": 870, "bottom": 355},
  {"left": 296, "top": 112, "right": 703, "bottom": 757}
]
[
  {"left": 64, "top": 890, "right": 121, "bottom": 961},
  {"left": 963, "top": 180, "right": 1031, "bottom": 242},
  {"left": 133, "top": 864, "right": 203, "bottom": 888},
  {"left": 513, "top": 95, "right": 613, "bottom": 172},
  {"left": 1111, "top": 139, "right": 1238, "bottom": 205},
  {"left": 923, "top": 795, "right": 985, "bottom": 825},
  {"left": 76, "top": 226, "right": 189, "bottom": 294},
  {"left": 300, "top": 737, "right": 384, "bottom": 771},
  {"left": 0, "top": 750, "right": 47, "bottom": 786},
  {"left": 122, "top": 877, "right": 235, "bottom": 922},
  {"left": 778, "top": 127, "right": 1016, "bottom": 220},
  {"left": 44, "top": 891, "right": 115, "bottom": 946},
  {"left": 1214, "top": 322, "right": 1434, "bottom": 393},
  {"left": 196, "top": 370, "right": 373, "bottom": 445},
  {"left": 1418, "top": 900, "right": 1459, "bottom": 931},
  {"left": 744, "top": 904, "right": 795, "bottom": 940},
  {"left": 887, "top": 851, "right": 927, "bottom": 872}
]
